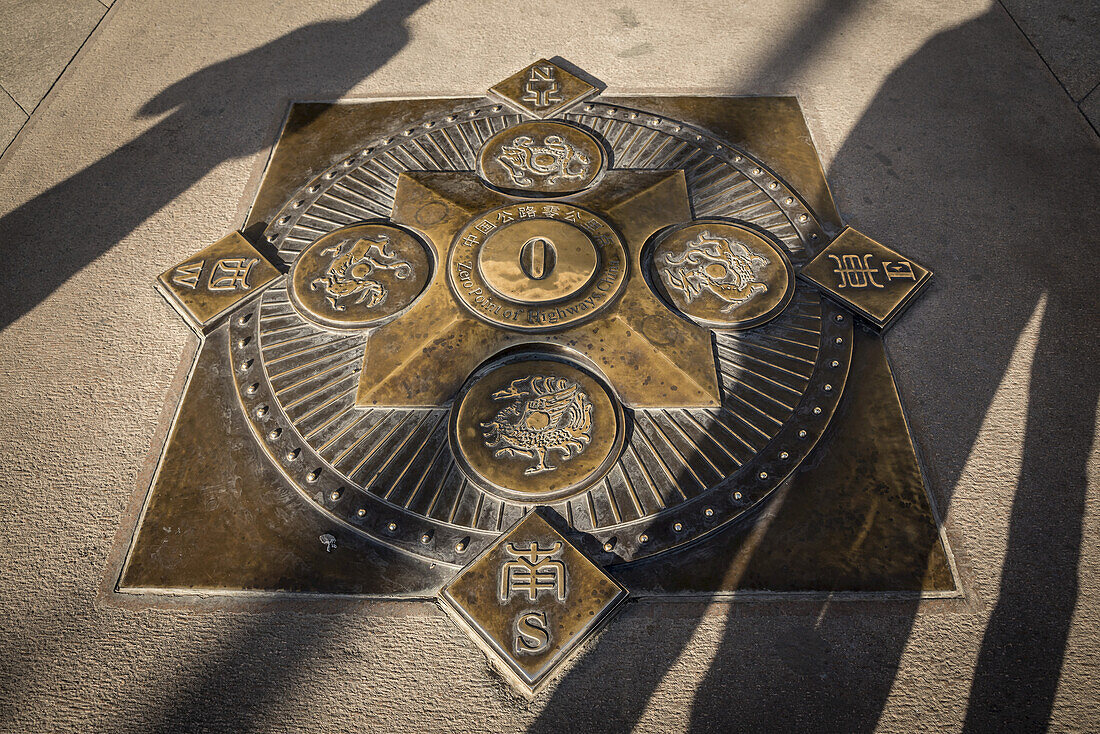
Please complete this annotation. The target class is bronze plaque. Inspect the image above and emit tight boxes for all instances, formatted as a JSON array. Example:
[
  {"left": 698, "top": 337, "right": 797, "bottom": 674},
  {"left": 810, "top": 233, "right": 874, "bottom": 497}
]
[
  {"left": 156, "top": 231, "right": 281, "bottom": 333},
  {"left": 441, "top": 511, "right": 626, "bottom": 694},
  {"left": 798, "top": 226, "right": 932, "bottom": 329},
  {"left": 126, "top": 60, "right": 951, "bottom": 695}
]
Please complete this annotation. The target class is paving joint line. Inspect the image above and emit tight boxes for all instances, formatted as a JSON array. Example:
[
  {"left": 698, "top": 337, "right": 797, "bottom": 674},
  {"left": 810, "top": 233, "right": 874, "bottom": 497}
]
[
  {"left": 994, "top": 0, "right": 1099, "bottom": 142},
  {"left": 0, "top": 0, "right": 113, "bottom": 162}
]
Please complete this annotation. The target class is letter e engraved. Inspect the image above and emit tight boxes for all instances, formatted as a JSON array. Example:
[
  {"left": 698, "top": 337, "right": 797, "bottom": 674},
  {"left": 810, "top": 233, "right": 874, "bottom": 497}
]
[
  {"left": 829, "top": 253, "right": 884, "bottom": 289},
  {"left": 881, "top": 260, "right": 917, "bottom": 282},
  {"left": 514, "top": 611, "right": 551, "bottom": 655},
  {"left": 521, "top": 64, "right": 563, "bottom": 109},
  {"left": 499, "top": 541, "right": 566, "bottom": 602},
  {"left": 208, "top": 258, "right": 258, "bottom": 291},
  {"left": 171, "top": 260, "right": 204, "bottom": 289}
]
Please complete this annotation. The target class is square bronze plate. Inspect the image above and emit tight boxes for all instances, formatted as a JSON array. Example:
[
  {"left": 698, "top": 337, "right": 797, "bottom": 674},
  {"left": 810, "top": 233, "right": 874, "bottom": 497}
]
[
  {"left": 798, "top": 226, "right": 933, "bottom": 330},
  {"left": 441, "top": 512, "right": 626, "bottom": 695},
  {"left": 122, "top": 92, "right": 954, "bottom": 600},
  {"left": 155, "top": 231, "right": 281, "bottom": 333}
]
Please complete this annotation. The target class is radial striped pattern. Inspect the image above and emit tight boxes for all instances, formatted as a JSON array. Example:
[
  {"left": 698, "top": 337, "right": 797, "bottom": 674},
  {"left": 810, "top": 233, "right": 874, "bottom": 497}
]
[{"left": 256, "top": 102, "right": 826, "bottom": 537}]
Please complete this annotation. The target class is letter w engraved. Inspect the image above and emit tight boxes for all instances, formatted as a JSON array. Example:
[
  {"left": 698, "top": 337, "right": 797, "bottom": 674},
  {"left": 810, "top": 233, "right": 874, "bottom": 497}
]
[{"left": 500, "top": 541, "right": 566, "bottom": 602}]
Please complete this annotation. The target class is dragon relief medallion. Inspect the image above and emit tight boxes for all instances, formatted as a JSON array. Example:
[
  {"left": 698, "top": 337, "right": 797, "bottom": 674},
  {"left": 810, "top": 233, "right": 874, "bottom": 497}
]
[
  {"left": 481, "top": 375, "right": 593, "bottom": 476},
  {"left": 659, "top": 229, "right": 771, "bottom": 312},
  {"left": 496, "top": 135, "right": 591, "bottom": 187},
  {"left": 311, "top": 234, "right": 413, "bottom": 311}
]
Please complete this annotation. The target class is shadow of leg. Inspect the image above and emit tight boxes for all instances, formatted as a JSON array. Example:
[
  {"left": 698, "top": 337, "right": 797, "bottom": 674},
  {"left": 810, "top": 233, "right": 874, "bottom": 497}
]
[{"left": 964, "top": 296, "right": 1098, "bottom": 730}]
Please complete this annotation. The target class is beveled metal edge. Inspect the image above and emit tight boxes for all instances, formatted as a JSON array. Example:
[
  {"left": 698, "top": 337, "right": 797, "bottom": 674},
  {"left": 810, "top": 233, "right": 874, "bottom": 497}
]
[{"left": 437, "top": 510, "right": 629, "bottom": 696}]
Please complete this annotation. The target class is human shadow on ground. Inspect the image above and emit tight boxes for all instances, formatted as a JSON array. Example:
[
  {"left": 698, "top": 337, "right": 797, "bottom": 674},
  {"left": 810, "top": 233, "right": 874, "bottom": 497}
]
[
  {"left": 528, "top": 4, "right": 1099, "bottom": 732},
  {"left": 0, "top": 0, "right": 427, "bottom": 727},
  {"left": 0, "top": 0, "right": 429, "bottom": 332}
]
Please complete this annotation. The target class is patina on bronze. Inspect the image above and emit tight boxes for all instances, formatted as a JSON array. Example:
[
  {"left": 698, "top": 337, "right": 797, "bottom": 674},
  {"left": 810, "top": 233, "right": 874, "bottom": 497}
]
[
  {"left": 355, "top": 168, "right": 722, "bottom": 410},
  {"left": 128, "top": 59, "right": 951, "bottom": 695},
  {"left": 649, "top": 219, "right": 795, "bottom": 330},
  {"left": 156, "top": 231, "right": 281, "bottom": 333},
  {"left": 477, "top": 120, "right": 606, "bottom": 197},
  {"left": 798, "top": 225, "right": 932, "bottom": 330},
  {"left": 488, "top": 59, "right": 599, "bottom": 119},
  {"left": 449, "top": 202, "right": 626, "bottom": 331}
]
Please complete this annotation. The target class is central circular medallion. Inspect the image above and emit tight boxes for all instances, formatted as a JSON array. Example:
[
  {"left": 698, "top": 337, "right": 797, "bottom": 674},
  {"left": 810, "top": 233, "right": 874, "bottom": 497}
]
[
  {"left": 478, "top": 219, "right": 599, "bottom": 304},
  {"left": 449, "top": 203, "right": 627, "bottom": 331},
  {"left": 450, "top": 356, "right": 624, "bottom": 503}
]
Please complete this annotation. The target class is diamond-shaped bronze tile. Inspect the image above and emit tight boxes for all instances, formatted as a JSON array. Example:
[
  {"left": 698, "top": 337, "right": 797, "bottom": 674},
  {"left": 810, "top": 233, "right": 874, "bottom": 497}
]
[
  {"left": 156, "top": 231, "right": 281, "bottom": 333},
  {"left": 440, "top": 511, "right": 626, "bottom": 695},
  {"left": 488, "top": 59, "right": 598, "bottom": 119},
  {"left": 798, "top": 226, "right": 932, "bottom": 330}
]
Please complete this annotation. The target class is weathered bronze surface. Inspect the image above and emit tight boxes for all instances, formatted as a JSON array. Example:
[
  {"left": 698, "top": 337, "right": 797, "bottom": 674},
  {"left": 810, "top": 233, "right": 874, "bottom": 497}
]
[
  {"left": 441, "top": 511, "right": 626, "bottom": 694},
  {"left": 488, "top": 59, "right": 599, "bottom": 119},
  {"left": 128, "top": 60, "right": 948, "bottom": 635},
  {"left": 799, "top": 226, "right": 932, "bottom": 330},
  {"left": 477, "top": 120, "right": 605, "bottom": 196},
  {"left": 156, "top": 231, "right": 281, "bottom": 333}
]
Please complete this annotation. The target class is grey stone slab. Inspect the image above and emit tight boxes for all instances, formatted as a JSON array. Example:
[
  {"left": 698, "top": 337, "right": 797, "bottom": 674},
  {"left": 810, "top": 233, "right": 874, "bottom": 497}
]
[
  {"left": 1081, "top": 84, "right": 1100, "bottom": 133},
  {"left": 0, "top": 0, "right": 106, "bottom": 111},
  {"left": 0, "top": 85, "right": 26, "bottom": 152},
  {"left": 1000, "top": 0, "right": 1100, "bottom": 100}
]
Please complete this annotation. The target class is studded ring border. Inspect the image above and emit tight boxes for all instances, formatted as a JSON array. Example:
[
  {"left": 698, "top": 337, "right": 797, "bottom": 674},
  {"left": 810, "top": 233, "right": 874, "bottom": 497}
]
[
  {"left": 228, "top": 302, "right": 489, "bottom": 568},
  {"left": 591, "top": 304, "right": 853, "bottom": 565}
]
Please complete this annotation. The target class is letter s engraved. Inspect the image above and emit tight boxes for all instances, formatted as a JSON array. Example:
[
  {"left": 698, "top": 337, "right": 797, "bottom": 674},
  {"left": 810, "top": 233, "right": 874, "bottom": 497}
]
[{"left": 514, "top": 611, "right": 551, "bottom": 655}]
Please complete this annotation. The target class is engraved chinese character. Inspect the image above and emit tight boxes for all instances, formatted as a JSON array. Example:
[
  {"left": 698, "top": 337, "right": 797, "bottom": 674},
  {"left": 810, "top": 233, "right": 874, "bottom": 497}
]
[
  {"left": 497, "top": 210, "right": 516, "bottom": 224},
  {"left": 208, "top": 258, "right": 257, "bottom": 291},
  {"left": 593, "top": 233, "right": 613, "bottom": 247},
  {"left": 521, "top": 64, "right": 563, "bottom": 109},
  {"left": 500, "top": 541, "right": 566, "bottom": 602},
  {"left": 541, "top": 205, "right": 560, "bottom": 218},
  {"left": 829, "top": 253, "right": 884, "bottom": 289},
  {"left": 562, "top": 210, "right": 580, "bottom": 223},
  {"left": 517, "top": 206, "right": 537, "bottom": 219},
  {"left": 475, "top": 219, "right": 496, "bottom": 235},
  {"left": 583, "top": 218, "right": 602, "bottom": 233},
  {"left": 881, "top": 260, "right": 917, "bottom": 281},
  {"left": 461, "top": 232, "right": 480, "bottom": 247},
  {"left": 171, "top": 260, "right": 203, "bottom": 289}
]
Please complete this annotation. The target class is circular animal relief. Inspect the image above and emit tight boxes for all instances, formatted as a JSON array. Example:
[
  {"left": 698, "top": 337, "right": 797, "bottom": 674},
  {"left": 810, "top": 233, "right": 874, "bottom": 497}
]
[
  {"left": 450, "top": 357, "right": 624, "bottom": 503},
  {"left": 477, "top": 120, "right": 605, "bottom": 197},
  {"left": 288, "top": 222, "right": 432, "bottom": 330},
  {"left": 649, "top": 220, "right": 795, "bottom": 330}
]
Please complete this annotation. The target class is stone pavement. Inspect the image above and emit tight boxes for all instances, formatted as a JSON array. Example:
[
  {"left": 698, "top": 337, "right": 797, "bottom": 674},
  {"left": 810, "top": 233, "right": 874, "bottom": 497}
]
[{"left": 0, "top": 0, "right": 1097, "bottom": 731}]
